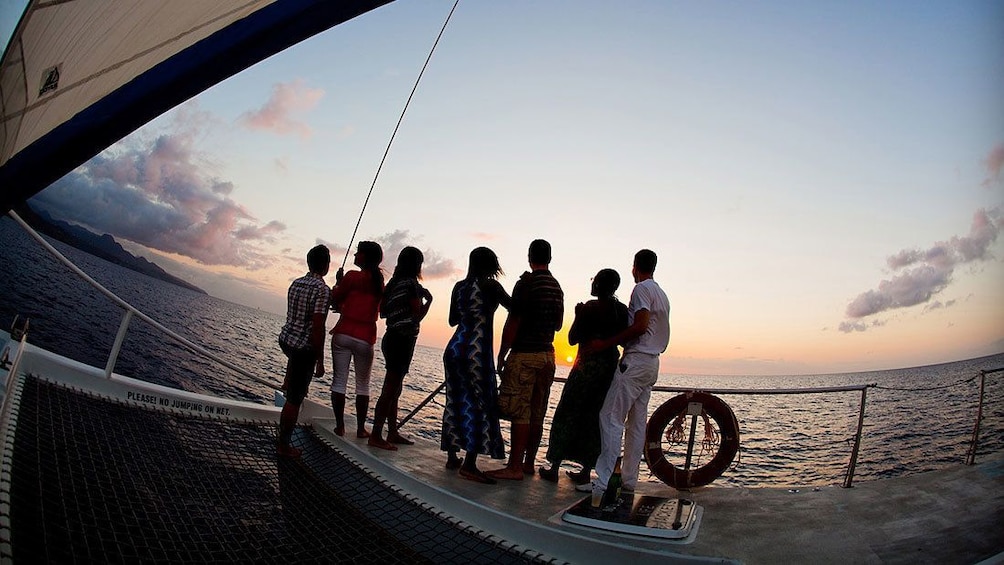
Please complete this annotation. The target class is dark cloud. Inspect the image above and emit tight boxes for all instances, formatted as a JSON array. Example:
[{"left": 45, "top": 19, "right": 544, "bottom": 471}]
[
  {"left": 841, "top": 208, "right": 1002, "bottom": 331},
  {"left": 30, "top": 114, "right": 285, "bottom": 269}
]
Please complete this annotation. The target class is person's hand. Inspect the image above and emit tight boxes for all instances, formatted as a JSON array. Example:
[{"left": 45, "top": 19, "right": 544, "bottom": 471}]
[
  {"left": 335, "top": 267, "right": 344, "bottom": 283},
  {"left": 314, "top": 364, "right": 325, "bottom": 378},
  {"left": 575, "top": 302, "right": 584, "bottom": 315},
  {"left": 421, "top": 288, "right": 433, "bottom": 302}
]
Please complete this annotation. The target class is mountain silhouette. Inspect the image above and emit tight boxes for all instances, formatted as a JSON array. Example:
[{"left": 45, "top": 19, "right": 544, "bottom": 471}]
[{"left": 13, "top": 204, "right": 208, "bottom": 295}]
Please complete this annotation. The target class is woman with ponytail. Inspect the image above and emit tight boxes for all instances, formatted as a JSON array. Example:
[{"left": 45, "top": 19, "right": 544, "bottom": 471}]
[{"left": 329, "top": 241, "right": 384, "bottom": 437}]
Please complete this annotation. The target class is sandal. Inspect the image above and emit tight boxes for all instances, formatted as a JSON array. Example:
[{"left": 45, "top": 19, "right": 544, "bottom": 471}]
[
  {"left": 538, "top": 466, "right": 559, "bottom": 482},
  {"left": 566, "top": 470, "right": 591, "bottom": 485}
]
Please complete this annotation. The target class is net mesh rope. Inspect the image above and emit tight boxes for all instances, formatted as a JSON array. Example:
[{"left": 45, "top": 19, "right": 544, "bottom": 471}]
[{"left": 6, "top": 375, "right": 558, "bottom": 564}]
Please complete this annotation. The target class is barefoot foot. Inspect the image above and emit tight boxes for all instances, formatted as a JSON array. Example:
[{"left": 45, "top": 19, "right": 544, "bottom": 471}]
[
  {"left": 485, "top": 467, "right": 525, "bottom": 481},
  {"left": 367, "top": 437, "right": 398, "bottom": 451}
]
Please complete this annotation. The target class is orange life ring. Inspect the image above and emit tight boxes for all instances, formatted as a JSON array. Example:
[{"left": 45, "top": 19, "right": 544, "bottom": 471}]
[{"left": 645, "top": 391, "right": 740, "bottom": 489}]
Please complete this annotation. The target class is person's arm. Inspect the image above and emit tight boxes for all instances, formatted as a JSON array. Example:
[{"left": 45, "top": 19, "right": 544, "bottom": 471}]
[
  {"left": 412, "top": 282, "right": 433, "bottom": 322},
  {"left": 496, "top": 279, "right": 520, "bottom": 373},
  {"left": 582, "top": 308, "right": 649, "bottom": 355},
  {"left": 448, "top": 285, "right": 460, "bottom": 327},
  {"left": 567, "top": 302, "right": 586, "bottom": 346},
  {"left": 330, "top": 270, "right": 358, "bottom": 312},
  {"left": 311, "top": 290, "right": 329, "bottom": 375},
  {"left": 497, "top": 313, "right": 519, "bottom": 374}
]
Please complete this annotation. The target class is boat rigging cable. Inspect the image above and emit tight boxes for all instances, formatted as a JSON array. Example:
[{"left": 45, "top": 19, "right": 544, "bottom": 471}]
[{"left": 340, "top": 0, "right": 461, "bottom": 271}]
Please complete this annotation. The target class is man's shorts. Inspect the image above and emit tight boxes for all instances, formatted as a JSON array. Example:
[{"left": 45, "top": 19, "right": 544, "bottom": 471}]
[
  {"left": 497, "top": 351, "right": 555, "bottom": 425},
  {"left": 280, "top": 341, "right": 316, "bottom": 405}
]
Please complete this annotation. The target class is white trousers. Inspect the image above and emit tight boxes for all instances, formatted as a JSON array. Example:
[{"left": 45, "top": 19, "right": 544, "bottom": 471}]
[
  {"left": 330, "top": 333, "right": 374, "bottom": 396},
  {"left": 595, "top": 351, "right": 660, "bottom": 490}
]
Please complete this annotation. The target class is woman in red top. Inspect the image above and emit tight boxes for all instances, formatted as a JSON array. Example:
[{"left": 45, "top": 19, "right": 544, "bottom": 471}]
[{"left": 329, "top": 241, "right": 384, "bottom": 437}]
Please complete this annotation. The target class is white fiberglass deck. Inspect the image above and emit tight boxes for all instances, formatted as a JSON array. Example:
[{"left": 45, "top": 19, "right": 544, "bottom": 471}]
[{"left": 313, "top": 416, "right": 1004, "bottom": 564}]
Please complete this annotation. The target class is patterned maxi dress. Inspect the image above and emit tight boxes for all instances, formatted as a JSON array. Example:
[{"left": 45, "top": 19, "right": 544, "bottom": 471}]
[
  {"left": 441, "top": 278, "right": 511, "bottom": 459},
  {"left": 545, "top": 297, "right": 628, "bottom": 467}
]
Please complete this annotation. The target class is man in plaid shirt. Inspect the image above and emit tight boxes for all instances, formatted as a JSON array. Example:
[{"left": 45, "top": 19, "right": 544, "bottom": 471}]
[{"left": 277, "top": 244, "right": 331, "bottom": 457}]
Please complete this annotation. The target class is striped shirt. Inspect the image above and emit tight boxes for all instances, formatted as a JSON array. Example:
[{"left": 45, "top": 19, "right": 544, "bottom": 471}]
[
  {"left": 381, "top": 277, "right": 425, "bottom": 337},
  {"left": 279, "top": 272, "right": 329, "bottom": 351},
  {"left": 510, "top": 269, "right": 564, "bottom": 353}
]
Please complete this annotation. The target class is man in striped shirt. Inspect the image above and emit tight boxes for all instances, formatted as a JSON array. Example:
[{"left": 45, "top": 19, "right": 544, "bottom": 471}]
[
  {"left": 277, "top": 244, "right": 331, "bottom": 457},
  {"left": 489, "top": 239, "right": 564, "bottom": 481}
]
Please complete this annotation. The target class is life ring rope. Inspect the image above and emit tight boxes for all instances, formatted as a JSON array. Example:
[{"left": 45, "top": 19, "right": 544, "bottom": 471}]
[{"left": 645, "top": 391, "right": 740, "bottom": 489}]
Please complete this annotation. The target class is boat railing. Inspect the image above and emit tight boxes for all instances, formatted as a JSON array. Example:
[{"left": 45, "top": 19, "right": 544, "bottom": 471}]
[
  {"left": 966, "top": 367, "right": 1004, "bottom": 466},
  {"left": 402, "top": 378, "right": 876, "bottom": 487},
  {"left": 7, "top": 211, "right": 276, "bottom": 393}
]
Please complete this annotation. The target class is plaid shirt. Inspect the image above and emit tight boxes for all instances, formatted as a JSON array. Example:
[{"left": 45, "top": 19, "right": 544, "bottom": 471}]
[{"left": 279, "top": 272, "right": 330, "bottom": 351}]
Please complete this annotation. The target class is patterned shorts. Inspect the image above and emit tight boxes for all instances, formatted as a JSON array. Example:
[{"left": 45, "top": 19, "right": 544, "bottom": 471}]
[{"left": 498, "top": 351, "right": 555, "bottom": 425}]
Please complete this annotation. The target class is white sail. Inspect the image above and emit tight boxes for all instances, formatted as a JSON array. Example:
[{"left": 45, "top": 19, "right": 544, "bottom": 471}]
[{"left": 0, "top": 0, "right": 392, "bottom": 213}]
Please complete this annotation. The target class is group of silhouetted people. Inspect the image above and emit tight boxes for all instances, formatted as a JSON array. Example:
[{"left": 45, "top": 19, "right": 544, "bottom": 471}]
[{"left": 277, "top": 238, "right": 670, "bottom": 500}]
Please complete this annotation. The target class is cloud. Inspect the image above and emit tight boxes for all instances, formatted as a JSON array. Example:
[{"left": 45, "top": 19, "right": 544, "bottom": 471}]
[
  {"left": 923, "top": 299, "right": 956, "bottom": 313},
  {"left": 329, "top": 230, "right": 459, "bottom": 280},
  {"left": 841, "top": 208, "right": 1002, "bottom": 331},
  {"left": 31, "top": 110, "right": 285, "bottom": 269},
  {"left": 238, "top": 79, "right": 324, "bottom": 139},
  {"left": 982, "top": 143, "right": 1004, "bottom": 188},
  {"left": 838, "top": 319, "right": 887, "bottom": 333}
]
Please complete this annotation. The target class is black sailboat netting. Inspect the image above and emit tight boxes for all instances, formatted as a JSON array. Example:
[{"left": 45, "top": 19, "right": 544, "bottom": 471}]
[{"left": 4, "top": 375, "right": 558, "bottom": 564}]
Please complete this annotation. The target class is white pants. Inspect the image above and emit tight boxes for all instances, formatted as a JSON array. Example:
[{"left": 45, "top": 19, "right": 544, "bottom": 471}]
[
  {"left": 595, "top": 351, "right": 660, "bottom": 491},
  {"left": 330, "top": 333, "right": 374, "bottom": 396}
]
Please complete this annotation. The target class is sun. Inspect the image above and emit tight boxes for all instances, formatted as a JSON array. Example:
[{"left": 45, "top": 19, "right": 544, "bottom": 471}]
[{"left": 552, "top": 328, "right": 577, "bottom": 367}]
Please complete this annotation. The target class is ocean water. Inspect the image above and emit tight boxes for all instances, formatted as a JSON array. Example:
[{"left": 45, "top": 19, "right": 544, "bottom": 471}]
[{"left": 2, "top": 217, "right": 1002, "bottom": 488}]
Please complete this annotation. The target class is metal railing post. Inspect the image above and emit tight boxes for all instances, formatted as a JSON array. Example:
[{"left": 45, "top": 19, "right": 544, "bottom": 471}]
[
  {"left": 843, "top": 386, "right": 868, "bottom": 488},
  {"left": 965, "top": 370, "right": 987, "bottom": 466},
  {"left": 105, "top": 311, "right": 133, "bottom": 379}
]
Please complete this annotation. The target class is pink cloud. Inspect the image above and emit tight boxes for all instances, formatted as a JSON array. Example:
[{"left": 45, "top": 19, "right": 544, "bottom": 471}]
[
  {"left": 983, "top": 143, "right": 1004, "bottom": 187},
  {"left": 238, "top": 80, "right": 324, "bottom": 139}
]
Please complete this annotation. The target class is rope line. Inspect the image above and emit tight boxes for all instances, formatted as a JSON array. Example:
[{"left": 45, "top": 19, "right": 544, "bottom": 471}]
[{"left": 341, "top": 0, "right": 461, "bottom": 270}]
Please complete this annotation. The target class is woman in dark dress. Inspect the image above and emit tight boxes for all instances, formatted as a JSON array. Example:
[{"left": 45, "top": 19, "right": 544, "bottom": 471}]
[
  {"left": 441, "top": 247, "right": 512, "bottom": 484},
  {"left": 538, "top": 268, "right": 628, "bottom": 484}
]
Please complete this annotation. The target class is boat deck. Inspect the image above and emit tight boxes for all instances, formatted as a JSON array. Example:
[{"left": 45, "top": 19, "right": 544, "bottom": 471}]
[
  {"left": 311, "top": 417, "right": 1004, "bottom": 564},
  {"left": 3, "top": 339, "right": 1002, "bottom": 564}
]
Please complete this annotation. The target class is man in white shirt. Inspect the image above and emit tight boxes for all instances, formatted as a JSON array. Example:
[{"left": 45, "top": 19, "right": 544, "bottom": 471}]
[{"left": 585, "top": 249, "right": 670, "bottom": 496}]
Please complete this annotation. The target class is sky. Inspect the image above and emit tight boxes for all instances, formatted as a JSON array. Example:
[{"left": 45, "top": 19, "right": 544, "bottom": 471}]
[{"left": 3, "top": 1, "right": 1003, "bottom": 376}]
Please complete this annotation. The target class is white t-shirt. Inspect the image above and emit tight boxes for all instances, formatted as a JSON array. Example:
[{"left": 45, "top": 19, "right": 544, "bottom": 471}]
[{"left": 624, "top": 278, "right": 670, "bottom": 355}]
